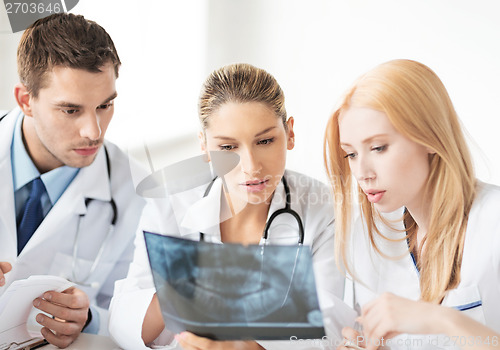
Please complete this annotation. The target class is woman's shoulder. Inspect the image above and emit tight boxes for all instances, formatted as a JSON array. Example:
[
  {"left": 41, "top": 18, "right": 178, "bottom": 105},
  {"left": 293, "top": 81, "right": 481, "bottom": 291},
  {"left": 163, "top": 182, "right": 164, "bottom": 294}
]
[
  {"left": 467, "top": 180, "right": 500, "bottom": 235},
  {"left": 284, "top": 170, "right": 334, "bottom": 216},
  {"left": 474, "top": 180, "right": 500, "bottom": 207}
]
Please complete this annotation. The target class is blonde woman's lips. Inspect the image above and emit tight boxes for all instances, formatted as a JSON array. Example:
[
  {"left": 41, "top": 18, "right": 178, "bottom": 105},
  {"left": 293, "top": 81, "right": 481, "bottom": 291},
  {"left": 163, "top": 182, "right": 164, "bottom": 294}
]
[{"left": 365, "top": 190, "right": 386, "bottom": 203}]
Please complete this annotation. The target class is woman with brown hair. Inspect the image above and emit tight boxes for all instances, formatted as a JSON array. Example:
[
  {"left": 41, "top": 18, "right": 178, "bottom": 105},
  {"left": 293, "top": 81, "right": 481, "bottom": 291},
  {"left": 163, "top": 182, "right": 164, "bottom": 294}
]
[{"left": 110, "top": 63, "right": 345, "bottom": 349}]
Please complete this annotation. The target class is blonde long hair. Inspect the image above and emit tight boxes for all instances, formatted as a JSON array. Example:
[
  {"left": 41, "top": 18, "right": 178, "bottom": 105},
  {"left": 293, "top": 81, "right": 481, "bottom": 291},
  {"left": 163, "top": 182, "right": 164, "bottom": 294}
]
[{"left": 324, "top": 59, "right": 476, "bottom": 303}]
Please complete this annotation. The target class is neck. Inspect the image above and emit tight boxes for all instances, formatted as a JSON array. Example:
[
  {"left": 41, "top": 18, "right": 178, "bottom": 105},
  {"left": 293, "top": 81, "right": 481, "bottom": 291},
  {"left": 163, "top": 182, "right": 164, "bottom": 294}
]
[
  {"left": 220, "top": 191, "right": 271, "bottom": 245},
  {"left": 406, "top": 202, "right": 430, "bottom": 250}
]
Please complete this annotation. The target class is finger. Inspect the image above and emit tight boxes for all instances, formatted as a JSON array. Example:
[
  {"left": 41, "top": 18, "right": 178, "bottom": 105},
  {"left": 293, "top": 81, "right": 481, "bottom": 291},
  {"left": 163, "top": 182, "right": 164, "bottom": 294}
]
[
  {"left": 342, "top": 327, "right": 366, "bottom": 348},
  {"left": 40, "top": 327, "right": 76, "bottom": 349},
  {"left": 0, "top": 262, "right": 12, "bottom": 286},
  {"left": 176, "top": 334, "right": 201, "bottom": 350},
  {"left": 364, "top": 322, "right": 392, "bottom": 350},
  {"left": 0, "top": 262, "right": 12, "bottom": 273},
  {"left": 179, "top": 332, "right": 214, "bottom": 349},
  {"left": 33, "top": 298, "right": 88, "bottom": 325},
  {"left": 35, "top": 313, "right": 82, "bottom": 336},
  {"left": 44, "top": 288, "right": 89, "bottom": 309},
  {"left": 341, "top": 327, "right": 359, "bottom": 341}
]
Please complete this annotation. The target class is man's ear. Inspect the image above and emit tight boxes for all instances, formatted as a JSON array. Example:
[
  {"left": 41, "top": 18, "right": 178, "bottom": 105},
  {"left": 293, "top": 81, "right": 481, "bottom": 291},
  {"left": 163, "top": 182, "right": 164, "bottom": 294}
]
[
  {"left": 14, "top": 83, "right": 33, "bottom": 117},
  {"left": 286, "top": 117, "right": 295, "bottom": 151}
]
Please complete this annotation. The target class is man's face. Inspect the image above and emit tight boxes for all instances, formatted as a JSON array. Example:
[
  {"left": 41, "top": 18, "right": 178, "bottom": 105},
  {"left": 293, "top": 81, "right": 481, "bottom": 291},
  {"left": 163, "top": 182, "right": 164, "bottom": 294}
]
[{"left": 21, "top": 63, "right": 117, "bottom": 172}]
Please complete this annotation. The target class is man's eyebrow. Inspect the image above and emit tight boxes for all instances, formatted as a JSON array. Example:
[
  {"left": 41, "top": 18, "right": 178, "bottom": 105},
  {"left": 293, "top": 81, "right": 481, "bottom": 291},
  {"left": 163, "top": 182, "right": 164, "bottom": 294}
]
[
  {"left": 52, "top": 92, "right": 118, "bottom": 109},
  {"left": 101, "top": 92, "right": 118, "bottom": 104}
]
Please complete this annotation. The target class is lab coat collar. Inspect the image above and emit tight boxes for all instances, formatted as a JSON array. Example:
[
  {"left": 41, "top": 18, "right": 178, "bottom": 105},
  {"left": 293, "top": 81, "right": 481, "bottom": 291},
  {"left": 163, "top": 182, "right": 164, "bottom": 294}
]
[
  {"left": 0, "top": 109, "right": 21, "bottom": 254},
  {"left": 266, "top": 175, "right": 287, "bottom": 221},
  {"left": 179, "top": 178, "right": 223, "bottom": 238}
]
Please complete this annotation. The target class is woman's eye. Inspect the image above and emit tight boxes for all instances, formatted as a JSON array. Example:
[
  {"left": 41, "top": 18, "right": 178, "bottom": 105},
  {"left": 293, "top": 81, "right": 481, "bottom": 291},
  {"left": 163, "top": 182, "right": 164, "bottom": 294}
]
[
  {"left": 219, "top": 145, "right": 236, "bottom": 151},
  {"left": 343, "top": 153, "right": 356, "bottom": 159},
  {"left": 372, "top": 145, "right": 387, "bottom": 152},
  {"left": 258, "top": 138, "right": 274, "bottom": 145}
]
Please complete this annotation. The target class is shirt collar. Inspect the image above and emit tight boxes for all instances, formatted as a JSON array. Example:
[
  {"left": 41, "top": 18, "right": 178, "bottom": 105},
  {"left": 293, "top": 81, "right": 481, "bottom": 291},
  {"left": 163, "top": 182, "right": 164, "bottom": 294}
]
[{"left": 11, "top": 114, "right": 79, "bottom": 205}]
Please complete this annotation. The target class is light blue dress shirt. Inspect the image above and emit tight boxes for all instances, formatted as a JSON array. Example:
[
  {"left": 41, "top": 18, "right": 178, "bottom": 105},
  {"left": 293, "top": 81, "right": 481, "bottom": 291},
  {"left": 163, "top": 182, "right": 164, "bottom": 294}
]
[{"left": 11, "top": 114, "right": 79, "bottom": 222}]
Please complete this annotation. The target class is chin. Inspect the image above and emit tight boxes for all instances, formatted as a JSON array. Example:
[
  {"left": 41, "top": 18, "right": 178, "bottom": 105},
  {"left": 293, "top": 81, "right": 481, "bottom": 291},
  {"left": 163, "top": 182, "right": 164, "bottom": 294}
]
[
  {"left": 65, "top": 155, "right": 97, "bottom": 168},
  {"left": 373, "top": 202, "right": 401, "bottom": 214}
]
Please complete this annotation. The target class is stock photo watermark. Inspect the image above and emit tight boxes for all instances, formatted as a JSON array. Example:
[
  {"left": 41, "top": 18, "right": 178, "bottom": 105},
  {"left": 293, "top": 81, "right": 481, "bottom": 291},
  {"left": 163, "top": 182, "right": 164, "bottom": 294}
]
[{"left": 3, "top": 0, "right": 79, "bottom": 32}]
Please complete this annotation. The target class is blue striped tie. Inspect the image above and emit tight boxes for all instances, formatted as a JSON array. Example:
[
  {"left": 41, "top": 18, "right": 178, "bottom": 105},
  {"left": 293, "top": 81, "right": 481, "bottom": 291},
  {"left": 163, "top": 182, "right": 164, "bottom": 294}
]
[{"left": 17, "top": 177, "right": 46, "bottom": 255}]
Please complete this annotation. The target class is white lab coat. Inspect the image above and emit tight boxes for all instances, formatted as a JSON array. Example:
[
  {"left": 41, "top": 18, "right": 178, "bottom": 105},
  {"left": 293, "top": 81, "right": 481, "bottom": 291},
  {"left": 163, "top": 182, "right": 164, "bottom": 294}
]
[
  {"left": 0, "top": 109, "right": 145, "bottom": 334},
  {"left": 109, "top": 170, "right": 347, "bottom": 350},
  {"left": 350, "top": 181, "right": 500, "bottom": 349}
]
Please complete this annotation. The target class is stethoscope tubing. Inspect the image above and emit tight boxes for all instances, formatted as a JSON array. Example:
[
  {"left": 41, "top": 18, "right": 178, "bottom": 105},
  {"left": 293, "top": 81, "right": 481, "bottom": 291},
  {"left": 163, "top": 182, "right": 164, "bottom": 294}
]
[{"left": 200, "top": 175, "right": 305, "bottom": 244}]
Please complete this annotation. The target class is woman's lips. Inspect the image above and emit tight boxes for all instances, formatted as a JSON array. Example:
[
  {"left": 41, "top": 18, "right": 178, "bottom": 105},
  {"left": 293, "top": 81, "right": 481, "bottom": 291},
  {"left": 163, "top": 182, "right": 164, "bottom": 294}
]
[
  {"left": 74, "top": 147, "right": 99, "bottom": 156},
  {"left": 365, "top": 190, "right": 386, "bottom": 203},
  {"left": 241, "top": 179, "right": 269, "bottom": 193}
]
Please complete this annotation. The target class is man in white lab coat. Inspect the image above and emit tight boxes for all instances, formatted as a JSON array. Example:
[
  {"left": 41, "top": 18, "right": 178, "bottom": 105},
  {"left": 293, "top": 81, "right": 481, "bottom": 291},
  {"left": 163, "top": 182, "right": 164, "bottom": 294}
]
[{"left": 0, "top": 13, "right": 144, "bottom": 348}]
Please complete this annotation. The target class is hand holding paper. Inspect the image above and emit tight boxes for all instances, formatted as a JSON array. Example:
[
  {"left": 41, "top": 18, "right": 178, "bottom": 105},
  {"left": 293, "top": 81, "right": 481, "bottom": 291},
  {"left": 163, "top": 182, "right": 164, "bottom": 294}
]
[
  {"left": 33, "top": 286, "right": 90, "bottom": 348},
  {"left": 0, "top": 275, "right": 74, "bottom": 349}
]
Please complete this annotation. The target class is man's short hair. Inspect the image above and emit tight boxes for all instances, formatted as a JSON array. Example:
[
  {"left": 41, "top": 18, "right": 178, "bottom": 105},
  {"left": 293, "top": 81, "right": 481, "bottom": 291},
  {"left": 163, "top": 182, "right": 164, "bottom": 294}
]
[{"left": 17, "top": 13, "right": 121, "bottom": 97}]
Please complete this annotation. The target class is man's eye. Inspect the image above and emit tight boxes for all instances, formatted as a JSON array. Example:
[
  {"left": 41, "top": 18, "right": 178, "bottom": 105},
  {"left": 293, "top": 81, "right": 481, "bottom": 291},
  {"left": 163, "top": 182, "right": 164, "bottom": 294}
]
[
  {"left": 98, "top": 103, "right": 113, "bottom": 110},
  {"left": 63, "top": 109, "right": 78, "bottom": 115}
]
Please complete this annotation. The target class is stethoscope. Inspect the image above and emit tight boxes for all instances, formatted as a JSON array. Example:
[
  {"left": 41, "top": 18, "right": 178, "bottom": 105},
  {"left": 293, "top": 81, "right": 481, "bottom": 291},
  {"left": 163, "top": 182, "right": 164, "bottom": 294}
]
[
  {"left": 199, "top": 175, "right": 305, "bottom": 245},
  {"left": 71, "top": 145, "right": 117, "bottom": 288}
]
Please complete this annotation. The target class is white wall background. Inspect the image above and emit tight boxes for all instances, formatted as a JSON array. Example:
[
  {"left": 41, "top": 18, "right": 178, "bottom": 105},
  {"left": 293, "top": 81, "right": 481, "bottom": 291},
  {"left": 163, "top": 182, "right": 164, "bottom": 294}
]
[{"left": 1, "top": 0, "right": 500, "bottom": 185}]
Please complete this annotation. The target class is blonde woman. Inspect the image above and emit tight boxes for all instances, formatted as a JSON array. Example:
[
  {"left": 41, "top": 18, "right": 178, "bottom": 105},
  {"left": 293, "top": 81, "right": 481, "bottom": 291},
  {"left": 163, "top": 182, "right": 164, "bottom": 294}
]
[
  {"left": 109, "top": 63, "right": 345, "bottom": 349},
  {"left": 324, "top": 59, "right": 500, "bottom": 350}
]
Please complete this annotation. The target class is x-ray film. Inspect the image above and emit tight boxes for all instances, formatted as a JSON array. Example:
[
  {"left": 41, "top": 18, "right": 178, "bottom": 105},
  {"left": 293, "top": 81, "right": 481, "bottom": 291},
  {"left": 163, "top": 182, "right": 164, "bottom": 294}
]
[{"left": 144, "top": 231, "right": 325, "bottom": 340}]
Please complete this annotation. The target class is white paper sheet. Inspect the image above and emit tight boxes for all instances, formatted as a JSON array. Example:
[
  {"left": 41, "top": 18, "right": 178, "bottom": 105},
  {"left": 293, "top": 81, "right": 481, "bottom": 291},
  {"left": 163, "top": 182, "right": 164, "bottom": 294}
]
[{"left": 0, "top": 275, "right": 74, "bottom": 349}]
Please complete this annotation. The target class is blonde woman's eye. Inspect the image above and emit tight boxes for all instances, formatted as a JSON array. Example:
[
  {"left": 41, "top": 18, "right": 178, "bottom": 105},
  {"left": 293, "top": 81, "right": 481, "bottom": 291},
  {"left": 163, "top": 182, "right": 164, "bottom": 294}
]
[
  {"left": 372, "top": 145, "right": 387, "bottom": 153},
  {"left": 343, "top": 152, "right": 356, "bottom": 159}
]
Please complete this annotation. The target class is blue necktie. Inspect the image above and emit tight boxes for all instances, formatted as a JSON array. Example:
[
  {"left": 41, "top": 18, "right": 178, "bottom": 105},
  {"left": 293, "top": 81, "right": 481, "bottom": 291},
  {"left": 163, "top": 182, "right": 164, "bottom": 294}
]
[{"left": 17, "top": 177, "right": 46, "bottom": 255}]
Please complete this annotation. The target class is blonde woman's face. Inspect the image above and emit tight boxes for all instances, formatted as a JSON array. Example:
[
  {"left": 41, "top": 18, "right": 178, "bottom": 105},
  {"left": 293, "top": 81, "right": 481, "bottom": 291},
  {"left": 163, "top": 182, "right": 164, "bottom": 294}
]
[
  {"left": 202, "top": 102, "right": 294, "bottom": 206},
  {"left": 339, "top": 107, "right": 431, "bottom": 214}
]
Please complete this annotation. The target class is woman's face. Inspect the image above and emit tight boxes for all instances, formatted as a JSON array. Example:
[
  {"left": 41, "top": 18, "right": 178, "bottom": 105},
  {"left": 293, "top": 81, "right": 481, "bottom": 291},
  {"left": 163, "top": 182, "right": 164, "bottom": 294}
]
[
  {"left": 338, "top": 107, "right": 432, "bottom": 214},
  {"left": 202, "top": 101, "right": 294, "bottom": 206}
]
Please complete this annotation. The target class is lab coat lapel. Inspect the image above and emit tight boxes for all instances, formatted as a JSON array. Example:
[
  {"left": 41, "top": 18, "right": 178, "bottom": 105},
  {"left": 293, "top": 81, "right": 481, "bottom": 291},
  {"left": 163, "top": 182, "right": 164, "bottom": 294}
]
[
  {"left": 180, "top": 179, "right": 222, "bottom": 238},
  {"left": 18, "top": 145, "right": 111, "bottom": 257},
  {"left": 0, "top": 110, "right": 19, "bottom": 259}
]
